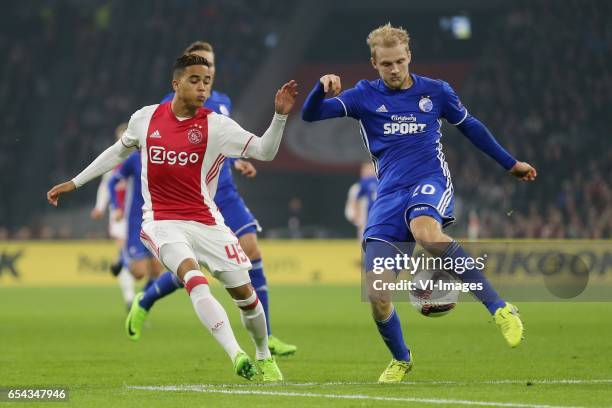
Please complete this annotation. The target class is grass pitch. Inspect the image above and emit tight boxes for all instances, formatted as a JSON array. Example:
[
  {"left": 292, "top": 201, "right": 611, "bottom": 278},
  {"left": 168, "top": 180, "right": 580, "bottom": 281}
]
[{"left": 1, "top": 285, "right": 611, "bottom": 407}]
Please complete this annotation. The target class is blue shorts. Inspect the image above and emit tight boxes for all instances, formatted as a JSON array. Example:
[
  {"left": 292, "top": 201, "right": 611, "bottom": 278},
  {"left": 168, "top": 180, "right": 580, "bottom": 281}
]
[
  {"left": 218, "top": 196, "right": 261, "bottom": 238},
  {"left": 125, "top": 221, "right": 153, "bottom": 264},
  {"left": 364, "top": 176, "right": 455, "bottom": 244}
]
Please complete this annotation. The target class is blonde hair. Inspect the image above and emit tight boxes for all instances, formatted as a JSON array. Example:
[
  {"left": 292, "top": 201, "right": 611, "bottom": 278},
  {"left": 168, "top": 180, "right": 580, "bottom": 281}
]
[
  {"left": 366, "top": 23, "right": 410, "bottom": 58},
  {"left": 184, "top": 41, "right": 214, "bottom": 54}
]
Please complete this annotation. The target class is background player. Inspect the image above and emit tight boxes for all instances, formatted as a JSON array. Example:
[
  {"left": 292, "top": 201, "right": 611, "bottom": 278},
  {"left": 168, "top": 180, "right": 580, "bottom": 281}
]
[
  {"left": 131, "top": 41, "right": 296, "bottom": 356},
  {"left": 47, "top": 54, "right": 297, "bottom": 381},
  {"left": 302, "top": 23, "right": 536, "bottom": 382},
  {"left": 345, "top": 161, "right": 378, "bottom": 239},
  {"left": 90, "top": 123, "right": 135, "bottom": 309},
  {"left": 108, "top": 150, "right": 164, "bottom": 297}
]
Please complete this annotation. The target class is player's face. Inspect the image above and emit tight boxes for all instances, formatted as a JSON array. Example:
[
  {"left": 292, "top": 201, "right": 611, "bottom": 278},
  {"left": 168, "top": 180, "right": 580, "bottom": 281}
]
[
  {"left": 173, "top": 65, "right": 212, "bottom": 109},
  {"left": 371, "top": 45, "right": 411, "bottom": 90},
  {"left": 191, "top": 50, "right": 216, "bottom": 90}
]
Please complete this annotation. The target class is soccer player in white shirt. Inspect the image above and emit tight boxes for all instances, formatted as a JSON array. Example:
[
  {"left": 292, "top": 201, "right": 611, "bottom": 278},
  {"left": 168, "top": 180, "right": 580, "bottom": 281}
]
[
  {"left": 90, "top": 123, "right": 135, "bottom": 310},
  {"left": 47, "top": 54, "right": 298, "bottom": 382}
]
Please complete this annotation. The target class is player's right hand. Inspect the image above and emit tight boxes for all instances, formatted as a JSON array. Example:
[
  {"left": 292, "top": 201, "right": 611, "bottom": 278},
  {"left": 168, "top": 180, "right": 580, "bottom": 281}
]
[
  {"left": 234, "top": 160, "right": 257, "bottom": 178},
  {"left": 320, "top": 74, "right": 342, "bottom": 96},
  {"left": 47, "top": 181, "right": 76, "bottom": 207},
  {"left": 90, "top": 208, "right": 104, "bottom": 220}
]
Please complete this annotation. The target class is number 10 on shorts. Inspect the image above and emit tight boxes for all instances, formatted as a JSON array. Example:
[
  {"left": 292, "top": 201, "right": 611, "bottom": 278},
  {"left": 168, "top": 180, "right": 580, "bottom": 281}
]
[{"left": 225, "top": 243, "right": 248, "bottom": 264}]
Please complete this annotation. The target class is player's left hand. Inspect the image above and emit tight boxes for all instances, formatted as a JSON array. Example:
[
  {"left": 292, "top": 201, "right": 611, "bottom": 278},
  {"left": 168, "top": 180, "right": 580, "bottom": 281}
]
[
  {"left": 509, "top": 161, "right": 537, "bottom": 181},
  {"left": 234, "top": 160, "right": 257, "bottom": 178},
  {"left": 47, "top": 181, "right": 76, "bottom": 206},
  {"left": 275, "top": 80, "right": 298, "bottom": 115}
]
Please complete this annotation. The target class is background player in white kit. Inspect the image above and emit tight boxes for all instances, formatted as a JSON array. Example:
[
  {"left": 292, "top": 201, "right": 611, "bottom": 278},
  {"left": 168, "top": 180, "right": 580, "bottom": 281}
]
[
  {"left": 47, "top": 54, "right": 298, "bottom": 382},
  {"left": 90, "top": 122, "right": 135, "bottom": 310}
]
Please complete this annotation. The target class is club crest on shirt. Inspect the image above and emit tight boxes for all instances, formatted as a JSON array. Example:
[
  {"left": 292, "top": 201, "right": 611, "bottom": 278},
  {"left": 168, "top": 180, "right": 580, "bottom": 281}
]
[
  {"left": 187, "top": 126, "right": 203, "bottom": 144},
  {"left": 419, "top": 96, "right": 433, "bottom": 112}
]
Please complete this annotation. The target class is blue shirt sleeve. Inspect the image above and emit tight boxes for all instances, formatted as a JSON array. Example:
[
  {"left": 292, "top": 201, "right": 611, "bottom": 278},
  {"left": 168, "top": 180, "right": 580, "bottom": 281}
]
[
  {"left": 108, "top": 171, "right": 123, "bottom": 210},
  {"left": 440, "top": 81, "right": 468, "bottom": 125},
  {"left": 108, "top": 155, "right": 134, "bottom": 209},
  {"left": 302, "top": 82, "right": 355, "bottom": 121},
  {"left": 335, "top": 84, "right": 363, "bottom": 119},
  {"left": 456, "top": 115, "right": 517, "bottom": 170},
  {"left": 160, "top": 92, "right": 174, "bottom": 104}
]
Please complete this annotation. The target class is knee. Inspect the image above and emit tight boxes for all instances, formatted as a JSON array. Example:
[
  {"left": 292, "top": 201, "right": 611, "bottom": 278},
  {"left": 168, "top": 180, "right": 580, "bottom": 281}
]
[
  {"left": 410, "top": 216, "right": 444, "bottom": 247},
  {"left": 227, "top": 283, "right": 254, "bottom": 301},
  {"left": 245, "top": 245, "right": 261, "bottom": 261},
  {"left": 239, "top": 233, "right": 261, "bottom": 261},
  {"left": 370, "top": 298, "right": 393, "bottom": 320},
  {"left": 176, "top": 258, "right": 199, "bottom": 281},
  {"left": 130, "top": 261, "right": 146, "bottom": 280}
]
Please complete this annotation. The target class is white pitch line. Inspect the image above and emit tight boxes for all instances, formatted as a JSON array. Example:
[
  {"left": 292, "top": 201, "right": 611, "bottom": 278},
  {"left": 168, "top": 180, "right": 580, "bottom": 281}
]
[{"left": 128, "top": 385, "right": 584, "bottom": 408}]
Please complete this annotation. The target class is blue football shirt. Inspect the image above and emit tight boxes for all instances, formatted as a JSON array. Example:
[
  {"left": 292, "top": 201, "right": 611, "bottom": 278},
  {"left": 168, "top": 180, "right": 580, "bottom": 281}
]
[{"left": 335, "top": 74, "right": 467, "bottom": 196}]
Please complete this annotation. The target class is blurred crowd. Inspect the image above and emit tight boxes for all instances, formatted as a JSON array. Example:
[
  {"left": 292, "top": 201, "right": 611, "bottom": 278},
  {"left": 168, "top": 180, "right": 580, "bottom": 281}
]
[
  {"left": 0, "top": 0, "right": 291, "bottom": 237},
  {"left": 1, "top": 0, "right": 609, "bottom": 240},
  {"left": 449, "top": 0, "right": 611, "bottom": 238}
]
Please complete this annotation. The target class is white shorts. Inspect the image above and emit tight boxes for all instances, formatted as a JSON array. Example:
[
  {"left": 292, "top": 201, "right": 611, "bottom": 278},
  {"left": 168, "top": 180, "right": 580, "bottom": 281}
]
[
  {"left": 109, "top": 216, "right": 127, "bottom": 240},
  {"left": 140, "top": 220, "right": 252, "bottom": 288}
]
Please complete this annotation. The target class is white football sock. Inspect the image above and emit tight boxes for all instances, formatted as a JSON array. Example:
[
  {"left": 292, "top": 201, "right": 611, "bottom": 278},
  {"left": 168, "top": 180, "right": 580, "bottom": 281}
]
[
  {"left": 184, "top": 270, "right": 241, "bottom": 361},
  {"left": 235, "top": 291, "right": 271, "bottom": 360},
  {"left": 117, "top": 266, "right": 135, "bottom": 305}
]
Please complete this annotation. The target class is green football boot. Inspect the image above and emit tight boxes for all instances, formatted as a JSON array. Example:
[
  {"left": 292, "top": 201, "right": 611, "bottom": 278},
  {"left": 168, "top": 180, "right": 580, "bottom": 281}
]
[
  {"left": 125, "top": 292, "right": 148, "bottom": 341},
  {"left": 233, "top": 351, "right": 257, "bottom": 380},
  {"left": 494, "top": 303, "right": 524, "bottom": 348},
  {"left": 257, "top": 357, "right": 284, "bottom": 382},
  {"left": 378, "top": 356, "right": 413, "bottom": 383},
  {"left": 268, "top": 335, "right": 297, "bottom": 356}
]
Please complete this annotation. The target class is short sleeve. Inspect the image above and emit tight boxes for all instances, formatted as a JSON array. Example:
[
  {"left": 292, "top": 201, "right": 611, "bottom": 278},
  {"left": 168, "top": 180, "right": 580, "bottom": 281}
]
[
  {"left": 217, "top": 114, "right": 256, "bottom": 158},
  {"left": 441, "top": 81, "right": 468, "bottom": 126},
  {"left": 335, "top": 85, "right": 363, "bottom": 119}
]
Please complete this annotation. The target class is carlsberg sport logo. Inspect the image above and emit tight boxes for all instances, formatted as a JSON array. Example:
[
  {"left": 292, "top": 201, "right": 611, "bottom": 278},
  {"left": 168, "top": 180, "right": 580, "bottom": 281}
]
[{"left": 383, "top": 114, "right": 427, "bottom": 135}]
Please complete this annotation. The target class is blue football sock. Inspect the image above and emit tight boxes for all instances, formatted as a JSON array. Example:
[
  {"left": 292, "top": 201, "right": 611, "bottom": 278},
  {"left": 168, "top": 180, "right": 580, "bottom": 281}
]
[
  {"left": 249, "top": 258, "right": 271, "bottom": 335},
  {"left": 442, "top": 240, "right": 506, "bottom": 314},
  {"left": 375, "top": 308, "right": 410, "bottom": 361},
  {"left": 139, "top": 271, "right": 181, "bottom": 311},
  {"left": 143, "top": 278, "right": 154, "bottom": 292}
]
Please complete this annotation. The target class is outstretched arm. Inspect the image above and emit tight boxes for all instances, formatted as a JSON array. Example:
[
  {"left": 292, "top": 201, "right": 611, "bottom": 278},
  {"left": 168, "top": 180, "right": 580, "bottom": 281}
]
[
  {"left": 456, "top": 115, "right": 537, "bottom": 181},
  {"left": 301, "top": 75, "right": 348, "bottom": 122},
  {"left": 220, "top": 80, "right": 298, "bottom": 162},
  {"left": 47, "top": 140, "right": 134, "bottom": 206},
  {"left": 244, "top": 80, "right": 298, "bottom": 161},
  {"left": 456, "top": 115, "right": 516, "bottom": 170}
]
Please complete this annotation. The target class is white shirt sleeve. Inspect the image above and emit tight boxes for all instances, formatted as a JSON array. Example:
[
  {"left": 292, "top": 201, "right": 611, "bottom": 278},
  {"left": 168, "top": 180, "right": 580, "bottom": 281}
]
[
  {"left": 218, "top": 113, "right": 288, "bottom": 161},
  {"left": 72, "top": 141, "right": 133, "bottom": 188},
  {"left": 120, "top": 110, "right": 142, "bottom": 149},
  {"left": 72, "top": 107, "right": 147, "bottom": 188}
]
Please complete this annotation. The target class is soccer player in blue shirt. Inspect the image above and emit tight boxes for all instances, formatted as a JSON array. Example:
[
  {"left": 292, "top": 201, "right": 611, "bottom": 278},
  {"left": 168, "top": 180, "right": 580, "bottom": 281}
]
[
  {"left": 125, "top": 41, "right": 296, "bottom": 356},
  {"left": 302, "top": 23, "right": 537, "bottom": 382}
]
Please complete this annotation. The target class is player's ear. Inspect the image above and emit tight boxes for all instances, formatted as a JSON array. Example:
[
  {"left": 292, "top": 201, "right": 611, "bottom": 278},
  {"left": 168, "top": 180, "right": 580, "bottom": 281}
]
[
  {"left": 407, "top": 50, "right": 412, "bottom": 64},
  {"left": 370, "top": 56, "right": 377, "bottom": 70},
  {"left": 171, "top": 79, "right": 179, "bottom": 92}
]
